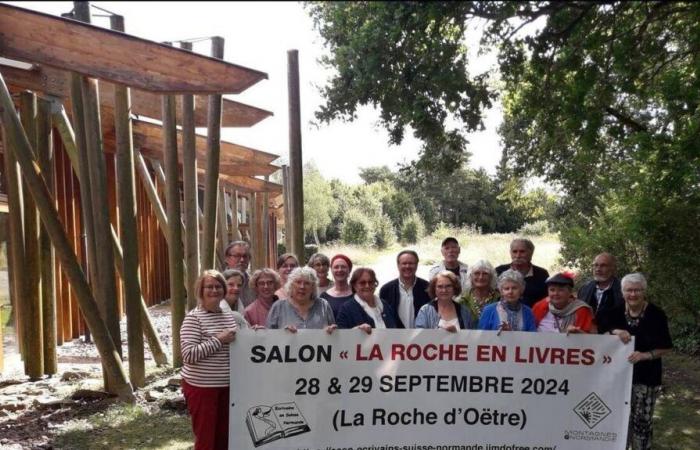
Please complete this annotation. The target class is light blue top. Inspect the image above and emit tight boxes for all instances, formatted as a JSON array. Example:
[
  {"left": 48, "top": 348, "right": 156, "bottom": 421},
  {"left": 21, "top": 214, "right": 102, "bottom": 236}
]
[
  {"left": 415, "top": 301, "right": 472, "bottom": 329},
  {"left": 478, "top": 301, "right": 536, "bottom": 332}
]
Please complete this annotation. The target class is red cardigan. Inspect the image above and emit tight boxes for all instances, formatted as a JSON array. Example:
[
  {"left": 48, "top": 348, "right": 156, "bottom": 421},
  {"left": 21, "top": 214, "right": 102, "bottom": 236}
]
[{"left": 532, "top": 298, "right": 595, "bottom": 333}]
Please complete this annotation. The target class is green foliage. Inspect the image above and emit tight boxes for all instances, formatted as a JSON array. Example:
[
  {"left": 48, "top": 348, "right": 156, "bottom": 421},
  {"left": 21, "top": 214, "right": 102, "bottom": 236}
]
[
  {"left": 341, "top": 208, "right": 375, "bottom": 246},
  {"left": 373, "top": 213, "right": 396, "bottom": 249},
  {"left": 303, "top": 163, "right": 338, "bottom": 245},
  {"left": 400, "top": 212, "right": 426, "bottom": 244},
  {"left": 359, "top": 165, "right": 396, "bottom": 185},
  {"left": 518, "top": 220, "right": 551, "bottom": 237}
]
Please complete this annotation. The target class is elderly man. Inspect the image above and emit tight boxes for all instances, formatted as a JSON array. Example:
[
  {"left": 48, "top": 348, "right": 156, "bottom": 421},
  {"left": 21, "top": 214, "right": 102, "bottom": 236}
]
[
  {"left": 577, "top": 252, "right": 624, "bottom": 326},
  {"left": 428, "top": 237, "right": 469, "bottom": 290},
  {"left": 224, "top": 240, "right": 255, "bottom": 307},
  {"left": 495, "top": 238, "right": 549, "bottom": 307},
  {"left": 380, "top": 250, "right": 431, "bottom": 328}
]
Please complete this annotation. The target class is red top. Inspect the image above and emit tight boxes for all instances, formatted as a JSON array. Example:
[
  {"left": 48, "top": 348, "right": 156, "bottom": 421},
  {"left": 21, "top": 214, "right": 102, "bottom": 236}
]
[{"left": 532, "top": 298, "right": 595, "bottom": 333}]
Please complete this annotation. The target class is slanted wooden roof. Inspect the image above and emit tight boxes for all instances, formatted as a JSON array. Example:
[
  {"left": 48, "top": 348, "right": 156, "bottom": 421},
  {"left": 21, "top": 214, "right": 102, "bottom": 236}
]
[
  {"left": 0, "top": 3, "right": 267, "bottom": 94},
  {"left": 0, "top": 63, "right": 273, "bottom": 128}
]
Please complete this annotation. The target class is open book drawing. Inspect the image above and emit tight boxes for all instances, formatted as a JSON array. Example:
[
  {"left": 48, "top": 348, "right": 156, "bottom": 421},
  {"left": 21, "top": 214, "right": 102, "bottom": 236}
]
[{"left": 246, "top": 402, "right": 311, "bottom": 447}]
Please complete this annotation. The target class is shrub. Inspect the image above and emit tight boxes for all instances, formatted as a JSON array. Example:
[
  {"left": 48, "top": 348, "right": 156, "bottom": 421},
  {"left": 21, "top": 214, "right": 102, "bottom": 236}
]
[
  {"left": 373, "top": 213, "right": 396, "bottom": 249},
  {"left": 518, "top": 220, "right": 551, "bottom": 236},
  {"left": 401, "top": 212, "right": 426, "bottom": 244},
  {"left": 341, "top": 209, "right": 375, "bottom": 246}
]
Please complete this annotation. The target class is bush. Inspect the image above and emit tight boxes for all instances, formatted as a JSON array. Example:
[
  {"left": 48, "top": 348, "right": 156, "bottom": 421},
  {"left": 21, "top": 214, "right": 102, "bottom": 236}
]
[
  {"left": 400, "top": 212, "right": 426, "bottom": 244},
  {"left": 341, "top": 209, "right": 375, "bottom": 246},
  {"left": 518, "top": 220, "right": 551, "bottom": 236},
  {"left": 373, "top": 214, "right": 396, "bottom": 249}
]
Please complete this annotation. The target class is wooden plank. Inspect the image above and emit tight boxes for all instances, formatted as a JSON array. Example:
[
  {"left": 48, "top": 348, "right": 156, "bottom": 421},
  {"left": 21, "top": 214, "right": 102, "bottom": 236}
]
[
  {"left": 197, "top": 167, "right": 283, "bottom": 194},
  {"left": 1, "top": 64, "right": 273, "bottom": 127},
  {"left": 0, "top": 4, "right": 267, "bottom": 94}
]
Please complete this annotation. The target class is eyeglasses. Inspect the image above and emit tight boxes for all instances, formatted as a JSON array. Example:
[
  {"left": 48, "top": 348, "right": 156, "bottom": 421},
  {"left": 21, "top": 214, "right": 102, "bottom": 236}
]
[
  {"left": 227, "top": 253, "right": 250, "bottom": 260},
  {"left": 257, "top": 280, "right": 275, "bottom": 287}
]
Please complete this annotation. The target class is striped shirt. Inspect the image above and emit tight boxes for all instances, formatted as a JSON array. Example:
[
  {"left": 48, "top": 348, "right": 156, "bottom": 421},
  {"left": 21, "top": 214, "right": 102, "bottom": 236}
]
[{"left": 180, "top": 306, "right": 238, "bottom": 387}]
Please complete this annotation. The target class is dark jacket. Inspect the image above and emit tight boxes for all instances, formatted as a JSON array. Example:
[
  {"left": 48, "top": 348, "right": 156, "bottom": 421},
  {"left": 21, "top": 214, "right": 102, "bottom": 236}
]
[
  {"left": 379, "top": 277, "right": 431, "bottom": 320},
  {"left": 495, "top": 264, "right": 549, "bottom": 308},
  {"left": 577, "top": 277, "right": 624, "bottom": 328},
  {"left": 337, "top": 297, "right": 404, "bottom": 329}
]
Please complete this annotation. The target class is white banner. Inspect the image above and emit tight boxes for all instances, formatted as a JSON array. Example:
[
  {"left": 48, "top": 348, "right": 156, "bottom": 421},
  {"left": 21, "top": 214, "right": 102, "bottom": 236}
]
[{"left": 230, "top": 329, "right": 633, "bottom": 450}]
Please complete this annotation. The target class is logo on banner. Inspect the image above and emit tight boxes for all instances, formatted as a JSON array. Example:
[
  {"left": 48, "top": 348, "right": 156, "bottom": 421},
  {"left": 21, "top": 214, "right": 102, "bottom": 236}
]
[
  {"left": 573, "top": 392, "right": 611, "bottom": 429},
  {"left": 246, "top": 401, "right": 310, "bottom": 447}
]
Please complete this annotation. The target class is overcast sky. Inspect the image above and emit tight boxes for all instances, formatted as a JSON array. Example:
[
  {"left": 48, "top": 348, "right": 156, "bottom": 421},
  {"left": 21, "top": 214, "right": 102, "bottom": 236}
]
[{"left": 6, "top": 1, "right": 504, "bottom": 184}]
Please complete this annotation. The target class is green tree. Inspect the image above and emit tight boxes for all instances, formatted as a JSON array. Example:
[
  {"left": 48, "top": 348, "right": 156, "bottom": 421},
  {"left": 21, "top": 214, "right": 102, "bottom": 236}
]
[{"left": 303, "top": 163, "right": 337, "bottom": 245}]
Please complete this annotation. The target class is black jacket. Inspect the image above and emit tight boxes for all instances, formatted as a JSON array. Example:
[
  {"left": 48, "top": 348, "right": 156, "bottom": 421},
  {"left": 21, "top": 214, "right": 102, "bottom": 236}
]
[
  {"left": 495, "top": 264, "right": 549, "bottom": 308},
  {"left": 379, "top": 277, "right": 431, "bottom": 320},
  {"left": 336, "top": 298, "right": 404, "bottom": 329},
  {"left": 577, "top": 277, "right": 624, "bottom": 328}
]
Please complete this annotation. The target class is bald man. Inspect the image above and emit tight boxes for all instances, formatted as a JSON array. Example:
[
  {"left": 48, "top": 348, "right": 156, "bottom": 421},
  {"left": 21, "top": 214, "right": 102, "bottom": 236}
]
[{"left": 577, "top": 253, "right": 624, "bottom": 327}]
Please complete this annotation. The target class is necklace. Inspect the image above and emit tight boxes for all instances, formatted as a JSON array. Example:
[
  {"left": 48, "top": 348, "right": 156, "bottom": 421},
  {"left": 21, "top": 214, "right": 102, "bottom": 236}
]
[{"left": 625, "top": 303, "right": 647, "bottom": 328}]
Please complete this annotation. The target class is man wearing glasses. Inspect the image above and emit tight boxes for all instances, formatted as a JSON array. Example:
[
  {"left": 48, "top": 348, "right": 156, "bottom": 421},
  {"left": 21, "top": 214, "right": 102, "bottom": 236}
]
[
  {"left": 577, "top": 252, "right": 624, "bottom": 327},
  {"left": 224, "top": 240, "right": 255, "bottom": 307}
]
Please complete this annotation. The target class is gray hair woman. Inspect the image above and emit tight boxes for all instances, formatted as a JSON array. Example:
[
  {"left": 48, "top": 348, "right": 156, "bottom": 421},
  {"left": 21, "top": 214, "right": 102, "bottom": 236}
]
[
  {"left": 221, "top": 269, "right": 250, "bottom": 330},
  {"left": 461, "top": 259, "right": 499, "bottom": 326},
  {"left": 180, "top": 270, "right": 238, "bottom": 449},
  {"left": 478, "top": 269, "right": 536, "bottom": 332},
  {"left": 308, "top": 252, "right": 333, "bottom": 295},
  {"left": 267, "top": 267, "right": 336, "bottom": 333},
  {"left": 598, "top": 273, "right": 672, "bottom": 450},
  {"left": 243, "top": 268, "right": 281, "bottom": 327}
]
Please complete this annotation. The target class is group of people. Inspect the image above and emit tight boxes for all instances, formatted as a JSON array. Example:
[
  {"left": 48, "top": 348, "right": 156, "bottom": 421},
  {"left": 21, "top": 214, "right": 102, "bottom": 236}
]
[{"left": 180, "top": 237, "right": 672, "bottom": 450}]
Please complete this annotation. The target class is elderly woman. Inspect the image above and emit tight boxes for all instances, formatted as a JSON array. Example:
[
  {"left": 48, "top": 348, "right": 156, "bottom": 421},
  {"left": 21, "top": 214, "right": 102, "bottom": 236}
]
[
  {"left": 243, "top": 268, "right": 280, "bottom": 327},
  {"left": 180, "top": 270, "right": 238, "bottom": 450},
  {"left": 220, "top": 269, "right": 250, "bottom": 330},
  {"left": 599, "top": 273, "right": 672, "bottom": 450},
  {"left": 266, "top": 267, "right": 336, "bottom": 333},
  {"left": 416, "top": 271, "right": 472, "bottom": 331},
  {"left": 321, "top": 254, "right": 355, "bottom": 319},
  {"left": 337, "top": 267, "right": 403, "bottom": 332},
  {"left": 478, "top": 269, "right": 536, "bottom": 332},
  {"left": 308, "top": 252, "right": 333, "bottom": 295},
  {"left": 460, "top": 259, "right": 499, "bottom": 326},
  {"left": 274, "top": 253, "right": 299, "bottom": 299},
  {"left": 532, "top": 272, "right": 596, "bottom": 334}
]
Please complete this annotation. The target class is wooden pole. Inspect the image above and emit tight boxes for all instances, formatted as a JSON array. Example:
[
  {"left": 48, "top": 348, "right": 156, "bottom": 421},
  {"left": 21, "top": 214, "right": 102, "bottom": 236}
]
[
  {"left": 135, "top": 152, "right": 170, "bottom": 240},
  {"left": 180, "top": 41, "right": 200, "bottom": 311},
  {"left": 162, "top": 93, "right": 186, "bottom": 368},
  {"left": 111, "top": 11, "right": 145, "bottom": 388},
  {"left": 0, "top": 73, "right": 135, "bottom": 402},
  {"left": 287, "top": 50, "right": 304, "bottom": 259},
  {"left": 37, "top": 98, "right": 57, "bottom": 375},
  {"left": 231, "top": 190, "right": 241, "bottom": 241},
  {"left": 19, "top": 91, "right": 44, "bottom": 379},
  {"left": 1, "top": 119, "right": 26, "bottom": 359},
  {"left": 201, "top": 37, "right": 225, "bottom": 270},
  {"left": 263, "top": 176, "right": 270, "bottom": 267},
  {"left": 81, "top": 76, "right": 121, "bottom": 361},
  {"left": 282, "top": 165, "right": 292, "bottom": 253},
  {"left": 217, "top": 185, "right": 228, "bottom": 263}
]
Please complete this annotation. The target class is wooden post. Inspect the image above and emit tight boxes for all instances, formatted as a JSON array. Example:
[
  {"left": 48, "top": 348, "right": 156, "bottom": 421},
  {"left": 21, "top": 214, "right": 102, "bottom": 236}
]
[
  {"left": 282, "top": 165, "right": 292, "bottom": 253},
  {"left": 0, "top": 73, "right": 135, "bottom": 402},
  {"left": 37, "top": 98, "right": 57, "bottom": 375},
  {"left": 111, "top": 11, "right": 145, "bottom": 388},
  {"left": 162, "top": 93, "right": 186, "bottom": 368},
  {"left": 231, "top": 190, "right": 241, "bottom": 241},
  {"left": 81, "top": 76, "right": 122, "bottom": 363},
  {"left": 2, "top": 120, "right": 26, "bottom": 359},
  {"left": 217, "top": 185, "right": 229, "bottom": 262},
  {"left": 287, "top": 50, "right": 304, "bottom": 259},
  {"left": 135, "top": 152, "right": 170, "bottom": 240},
  {"left": 201, "top": 37, "right": 225, "bottom": 270},
  {"left": 180, "top": 41, "right": 200, "bottom": 311},
  {"left": 263, "top": 177, "right": 270, "bottom": 267},
  {"left": 19, "top": 91, "right": 44, "bottom": 379}
]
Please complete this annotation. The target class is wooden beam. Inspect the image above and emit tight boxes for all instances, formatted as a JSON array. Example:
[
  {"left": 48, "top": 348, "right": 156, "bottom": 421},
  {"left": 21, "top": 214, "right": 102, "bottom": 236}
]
[
  {"left": 162, "top": 93, "right": 186, "bottom": 368},
  {"left": 287, "top": 50, "right": 304, "bottom": 259},
  {"left": 0, "top": 64, "right": 273, "bottom": 127},
  {"left": 0, "top": 72, "right": 135, "bottom": 403},
  {"left": 0, "top": 4, "right": 267, "bottom": 94},
  {"left": 112, "top": 13, "right": 145, "bottom": 389},
  {"left": 201, "top": 37, "right": 225, "bottom": 270},
  {"left": 198, "top": 168, "right": 283, "bottom": 194}
]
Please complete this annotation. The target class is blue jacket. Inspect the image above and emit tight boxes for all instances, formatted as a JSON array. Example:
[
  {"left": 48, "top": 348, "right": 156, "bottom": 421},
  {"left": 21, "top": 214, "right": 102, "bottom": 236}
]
[
  {"left": 478, "top": 301, "right": 536, "bottom": 332},
  {"left": 415, "top": 300, "right": 472, "bottom": 330},
  {"left": 337, "top": 297, "right": 404, "bottom": 329}
]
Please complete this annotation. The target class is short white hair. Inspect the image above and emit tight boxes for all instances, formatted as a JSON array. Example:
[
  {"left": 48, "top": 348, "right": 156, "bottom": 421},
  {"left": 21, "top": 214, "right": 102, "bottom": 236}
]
[
  {"left": 497, "top": 269, "right": 526, "bottom": 289},
  {"left": 621, "top": 272, "right": 647, "bottom": 291},
  {"left": 465, "top": 259, "right": 497, "bottom": 291},
  {"left": 285, "top": 267, "right": 319, "bottom": 299}
]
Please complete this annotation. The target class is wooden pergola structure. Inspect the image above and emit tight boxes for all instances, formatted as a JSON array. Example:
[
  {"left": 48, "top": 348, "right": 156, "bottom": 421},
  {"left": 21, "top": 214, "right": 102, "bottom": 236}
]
[{"left": 0, "top": 3, "right": 284, "bottom": 401}]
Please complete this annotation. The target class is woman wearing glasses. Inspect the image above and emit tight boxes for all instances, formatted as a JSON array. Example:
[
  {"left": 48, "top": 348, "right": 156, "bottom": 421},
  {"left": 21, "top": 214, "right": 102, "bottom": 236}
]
[
  {"left": 180, "top": 270, "right": 238, "bottom": 450},
  {"left": 274, "top": 253, "right": 300, "bottom": 300},
  {"left": 243, "top": 268, "right": 281, "bottom": 327},
  {"left": 337, "top": 267, "right": 404, "bottom": 332}
]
